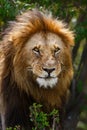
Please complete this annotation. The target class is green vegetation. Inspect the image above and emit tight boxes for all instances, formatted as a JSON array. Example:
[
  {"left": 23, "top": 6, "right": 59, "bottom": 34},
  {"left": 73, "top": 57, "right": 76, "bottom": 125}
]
[
  {"left": 30, "top": 103, "right": 50, "bottom": 130},
  {"left": 6, "top": 126, "right": 20, "bottom": 130},
  {"left": 6, "top": 103, "right": 59, "bottom": 130}
]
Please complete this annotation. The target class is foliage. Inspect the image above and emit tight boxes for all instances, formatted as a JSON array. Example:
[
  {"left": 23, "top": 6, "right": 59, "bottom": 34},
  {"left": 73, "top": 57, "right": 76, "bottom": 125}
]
[
  {"left": 0, "top": 0, "right": 36, "bottom": 31},
  {"left": 29, "top": 103, "right": 59, "bottom": 130},
  {"left": 30, "top": 103, "right": 49, "bottom": 130},
  {"left": 6, "top": 103, "right": 59, "bottom": 130},
  {"left": 6, "top": 125, "right": 21, "bottom": 130}
]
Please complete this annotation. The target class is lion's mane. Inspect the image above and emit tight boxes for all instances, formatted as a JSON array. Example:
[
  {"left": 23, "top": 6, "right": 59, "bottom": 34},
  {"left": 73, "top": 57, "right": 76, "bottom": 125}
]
[{"left": 0, "top": 9, "right": 74, "bottom": 129}]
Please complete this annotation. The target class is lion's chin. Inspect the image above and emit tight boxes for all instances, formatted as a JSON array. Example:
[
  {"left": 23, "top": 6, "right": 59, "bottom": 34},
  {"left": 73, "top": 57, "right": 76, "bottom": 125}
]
[{"left": 36, "top": 77, "right": 58, "bottom": 88}]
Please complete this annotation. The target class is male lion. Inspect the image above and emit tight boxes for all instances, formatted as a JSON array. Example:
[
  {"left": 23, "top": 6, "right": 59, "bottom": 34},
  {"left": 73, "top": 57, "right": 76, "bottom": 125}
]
[{"left": 0, "top": 10, "right": 74, "bottom": 130}]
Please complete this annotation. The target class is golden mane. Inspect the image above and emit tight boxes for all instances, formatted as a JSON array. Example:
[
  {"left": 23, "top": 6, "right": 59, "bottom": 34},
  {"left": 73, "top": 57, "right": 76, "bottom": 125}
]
[
  {"left": 0, "top": 9, "right": 74, "bottom": 129},
  {"left": 5, "top": 10, "right": 74, "bottom": 46}
]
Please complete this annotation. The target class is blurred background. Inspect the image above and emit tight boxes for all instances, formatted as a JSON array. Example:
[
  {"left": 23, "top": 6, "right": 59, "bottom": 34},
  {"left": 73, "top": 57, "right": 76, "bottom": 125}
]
[{"left": 0, "top": 0, "right": 87, "bottom": 130}]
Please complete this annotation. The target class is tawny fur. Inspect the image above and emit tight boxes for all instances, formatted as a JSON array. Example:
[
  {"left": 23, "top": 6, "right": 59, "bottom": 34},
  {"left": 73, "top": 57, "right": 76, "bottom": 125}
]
[{"left": 0, "top": 9, "right": 74, "bottom": 129}]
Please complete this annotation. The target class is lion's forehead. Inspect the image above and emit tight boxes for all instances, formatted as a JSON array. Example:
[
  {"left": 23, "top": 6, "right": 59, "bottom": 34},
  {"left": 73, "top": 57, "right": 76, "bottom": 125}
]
[{"left": 25, "top": 32, "right": 64, "bottom": 50}]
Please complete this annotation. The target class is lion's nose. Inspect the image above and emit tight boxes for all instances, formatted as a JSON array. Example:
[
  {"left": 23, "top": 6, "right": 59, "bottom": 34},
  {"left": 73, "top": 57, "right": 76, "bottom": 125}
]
[{"left": 42, "top": 67, "right": 55, "bottom": 74}]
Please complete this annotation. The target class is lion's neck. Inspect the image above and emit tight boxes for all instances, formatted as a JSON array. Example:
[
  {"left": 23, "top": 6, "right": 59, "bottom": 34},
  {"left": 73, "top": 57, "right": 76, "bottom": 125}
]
[{"left": 27, "top": 79, "right": 67, "bottom": 110}]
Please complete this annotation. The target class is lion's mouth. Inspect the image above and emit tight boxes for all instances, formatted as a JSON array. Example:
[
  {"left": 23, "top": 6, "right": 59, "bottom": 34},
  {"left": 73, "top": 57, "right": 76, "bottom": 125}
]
[
  {"left": 36, "top": 77, "right": 58, "bottom": 88},
  {"left": 39, "top": 76, "right": 56, "bottom": 79},
  {"left": 38, "top": 74, "right": 58, "bottom": 79}
]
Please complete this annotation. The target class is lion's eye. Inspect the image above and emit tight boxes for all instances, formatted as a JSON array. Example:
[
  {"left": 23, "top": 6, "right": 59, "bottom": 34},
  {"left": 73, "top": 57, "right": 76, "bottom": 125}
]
[
  {"left": 32, "top": 47, "right": 40, "bottom": 55},
  {"left": 54, "top": 47, "right": 60, "bottom": 55}
]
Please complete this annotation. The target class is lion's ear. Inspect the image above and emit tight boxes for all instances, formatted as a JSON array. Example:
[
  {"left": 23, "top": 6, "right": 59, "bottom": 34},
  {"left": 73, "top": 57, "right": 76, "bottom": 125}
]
[
  {"left": 68, "top": 30, "right": 75, "bottom": 47},
  {"left": 68, "top": 41, "right": 75, "bottom": 47},
  {"left": 57, "top": 27, "right": 75, "bottom": 48},
  {"left": 68, "top": 38, "right": 75, "bottom": 47},
  {"left": 66, "top": 31, "right": 75, "bottom": 47},
  {"left": 64, "top": 40, "right": 75, "bottom": 48},
  {"left": 66, "top": 34, "right": 75, "bottom": 48}
]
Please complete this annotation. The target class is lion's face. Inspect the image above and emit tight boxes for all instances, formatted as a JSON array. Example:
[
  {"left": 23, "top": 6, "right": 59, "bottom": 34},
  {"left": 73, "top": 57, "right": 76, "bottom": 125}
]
[{"left": 24, "top": 32, "right": 67, "bottom": 88}]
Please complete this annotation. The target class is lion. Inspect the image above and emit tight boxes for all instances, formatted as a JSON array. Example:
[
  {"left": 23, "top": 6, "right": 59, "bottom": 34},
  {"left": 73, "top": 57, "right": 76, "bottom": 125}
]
[{"left": 0, "top": 9, "right": 74, "bottom": 129}]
